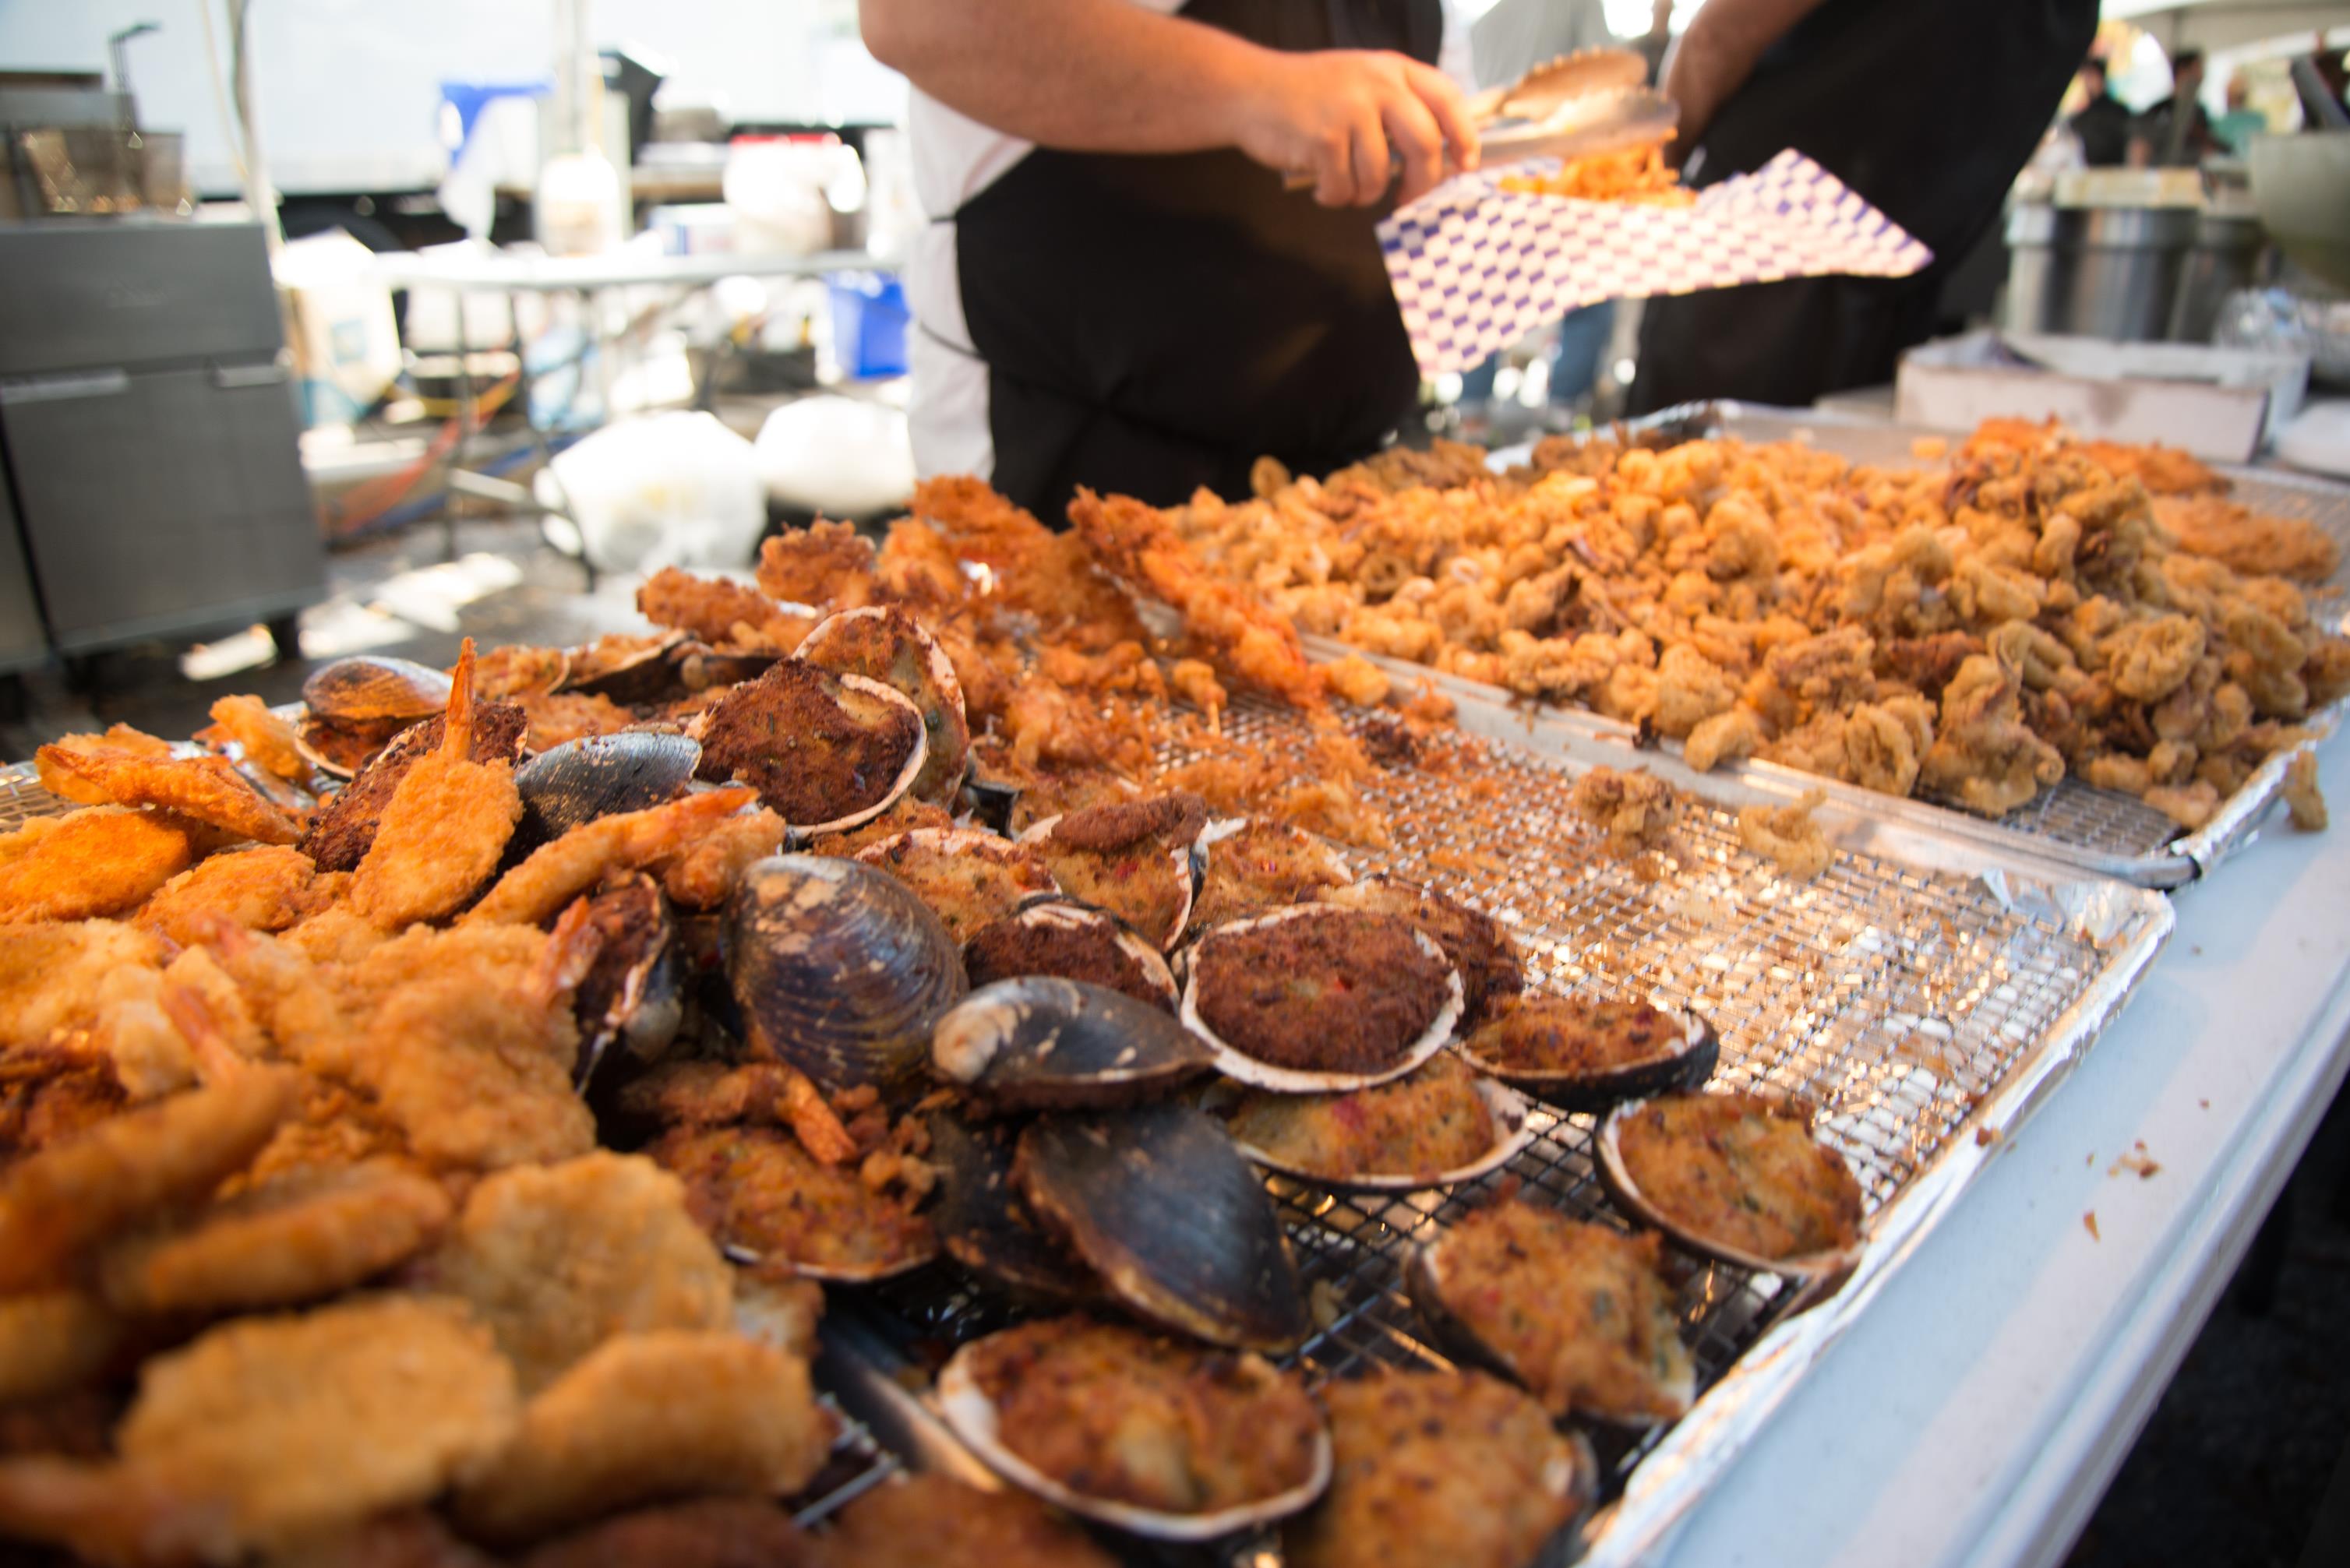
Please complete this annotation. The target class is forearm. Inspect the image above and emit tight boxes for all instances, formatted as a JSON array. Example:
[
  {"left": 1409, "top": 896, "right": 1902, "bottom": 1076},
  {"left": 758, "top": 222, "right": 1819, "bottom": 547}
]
[
  {"left": 862, "top": 0, "right": 1269, "bottom": 153},
  {"left": 1666, "top": 0, "right": 1832, "bottom": 142}
]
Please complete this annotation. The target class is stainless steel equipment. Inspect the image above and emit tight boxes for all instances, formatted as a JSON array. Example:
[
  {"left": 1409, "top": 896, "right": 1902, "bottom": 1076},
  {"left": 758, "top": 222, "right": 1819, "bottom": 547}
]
[
  {"left": 2004, "top": 200, "right": 2198, "bottom": 341},
  {"left": 2168, "top": 209, "right": 2265, "bottom": 343},
  {"left": 0, "top": 220, "right": 323, "bottom": 659}
]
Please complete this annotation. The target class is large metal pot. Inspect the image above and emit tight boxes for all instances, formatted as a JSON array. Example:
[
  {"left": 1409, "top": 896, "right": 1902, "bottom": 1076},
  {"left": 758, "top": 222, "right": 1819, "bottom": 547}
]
[
  {"left": 2168, "top": 210, "right": 2267, "bottom": 344},
  {"left": 2004, "top": 201, "right": 2197, "bottom": 342}
]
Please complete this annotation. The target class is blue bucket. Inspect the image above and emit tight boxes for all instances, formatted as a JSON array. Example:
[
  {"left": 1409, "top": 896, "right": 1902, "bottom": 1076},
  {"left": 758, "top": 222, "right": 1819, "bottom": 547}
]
[{"left": 827, "top": 272, "right": 909, "bottom": 379}]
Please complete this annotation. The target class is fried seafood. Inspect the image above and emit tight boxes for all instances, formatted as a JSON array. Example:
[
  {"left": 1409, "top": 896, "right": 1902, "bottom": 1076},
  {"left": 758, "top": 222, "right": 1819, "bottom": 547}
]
[
  {"left": 417, "top": 1151, "right": 734, "bottom": 1395},
  {"left": 638, "top": 566, "right": 814, "bottom": 650},
  {"left": 523, "top": 1496, "right": 816, "bottom": 1568},
  {"left": 34, "top": 724, "right": 174, "bottom": 805},
  {"left": 513, "top": 689, "right": 633, "bottom": 751},
  {"left": 1286, "top": 1369, "right": 1584, "bottom": 1568},
  {"left": 1029, "top": 792, "right": 1206, "bottom": 950},
  {"left": 453, "top": 1329, "right": 831, "bottom": 1545},
  {"left": 0, "top": 1039, "right": 128, "bottom": 1165},
  {"left": 1499, "top": 141, "right": 1692, "bottom": 205},
  {"left": 816, "top": 1472, "right": 1115, "bottom": 1568},
  {"left": 1610, "top": 1092, "right": 1865, "bottom": 1264},
  {"left": 1219, "top": 1052, "right": 1499, "bottom": 1183},
  {"left": 757, "top": 520, "right": 877, "bottom": 608},
  {"left": 1737, "top": 788, "right": 1833, "bottom": 879},
  {"left": 852, "top": 829, "right": 1057, "bottom": 944},
  {"left": 350, "top": 642, "right": 524, "bottom": 927},
  {"left": 464, "top": 788, "right": 761, "bottom": 928},
  {"left": 652, "top": 1122, "right": 936, "bottom": 1281},
  {"left": 135, "top": 846, "right": 325, "bottom": 948},
  {"left": 203, "top": 696, "right": 309, "bottom": 784},
  {"left": 1189, "top": 907, "right": 1454, "bottom": 1079},
  {"left": 1188, "top": 818, "right": 1351, "bottom": 932},
  {"left": 694, "top": 660, "right": 926, "bottom": 830},
  {"left": 0, "top": 808, "right": 195, "bottom": 924},
  {"left": 0, "top": 1295, "right": 518, "bottom": 1565},
  {"left": 0, "top": 1068, "right": 294, "bottom": 1292},
  {"left": 947, "top": 1315, "right": 1325, "bottom": 1518},
  {"left": 0, "top": 1289, "right": 128, "bottom": 1405},
  {"left": 1569, "top": 766, "right": 1678, "bottom": 854},
  {"left": 35, "top": 746, "right": 302, "bottom": 847},
  {"left": 2286, "top": 749, "right": 2327, "bottom": 831},
  {"left": 97, "top": 1160, "right": 452, "bottom": 1316},
  {"left": 298, "top": 699, "right": 528, "bottom": 874}
]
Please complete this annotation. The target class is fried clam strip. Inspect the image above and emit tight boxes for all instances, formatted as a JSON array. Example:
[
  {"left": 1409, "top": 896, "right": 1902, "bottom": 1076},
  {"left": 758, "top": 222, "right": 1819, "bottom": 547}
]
[
  {"left": 0, "top": 1068, "right": 295, "bottom": 1292},
  {"left": 0, "top": 808, "right": 196, "bottom": 924},
  {"left": 203, "top": 695, "right": 310, "bottom": 782},
  {"left": 0, "top": 1295, "right": 519, "bottom": 1566},
  {"left": 35, "top": 746, "right": 302, "bottom": 847},
  {"left": 454, "top": 1329, "right": 833, "bottom": 1545},
  {"left": 351, "top": 640, "right": 524, "bottom": 928},
  {"left": 461, "top": 787, "right": 764, "bottom": 927},
  {"left": 413, "top": 1151, "right": 736, "bottom": 1396},
  {"left": 1068, "top": 488, "right": 1325, "bottom": 706},
  {"left": 97, "top": 1160, "right": 453, "bottom": 1316}
]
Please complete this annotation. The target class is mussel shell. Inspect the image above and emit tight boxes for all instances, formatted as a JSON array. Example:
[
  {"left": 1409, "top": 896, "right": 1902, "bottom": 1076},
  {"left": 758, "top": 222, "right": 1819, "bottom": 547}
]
[
  {"left": 677, "top": 643, "right": 782, "bottom": 691},
  {"left": 727, "top": 854, "right": 968, "bottom": 1094},
  {"left": 1457, "top": 997, "right": 1720, "bottom": 1114},
  {"left": 1205, "top": 1070, "right": 1538, "bottom": 1195},
  {"left": 571, "top": 874, "right": 684, "bottom": 1093},
  {"left": 962, "top": 898, "right": 1180, "bottom": 1012},
  {"left": 1180, "top": 906, "right": 1464, "bottom": 1094},
  {"left": 1593, "top": 1096, "right": 1867, "bottom": 1282},
  {"left": 794, "top": 604, "right": 972, "bottom": 806},
  {"left": 926, "top": 1113, "right": 1096, "bottom": 1303},
  {"left": 513, "top": 732, "right": 703, "bottom": 851},
  {"left": 291, "top": 714, "right": 408, "bottom": 780},
  {"left": 561, "top": 629, "right": 690, "bottom": 703},
  {"left": 300, "top": 655, "right": 452, "bottom": 724},
  {"left": 959, "top": 775, "right": 1022, "bottom": 837},
  {"left": 932, "top": 978, "right": 1213, "bottom": 1112},
  {"left": 934, "top": 1336, "right": 1332, "bottom": 1543},
  {"left": 1403, "top": 1225, "right": 1696, "bottom": 1432},
  {"left": 1013, "top": 1101, "right": 1309, "bottom": 1352}
]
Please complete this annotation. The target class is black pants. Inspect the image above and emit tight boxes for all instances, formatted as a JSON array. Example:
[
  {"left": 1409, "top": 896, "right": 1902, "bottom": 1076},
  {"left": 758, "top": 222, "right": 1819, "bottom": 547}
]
[{"left": 1628, "top": 0, "right": 2098, "bottom": 414}]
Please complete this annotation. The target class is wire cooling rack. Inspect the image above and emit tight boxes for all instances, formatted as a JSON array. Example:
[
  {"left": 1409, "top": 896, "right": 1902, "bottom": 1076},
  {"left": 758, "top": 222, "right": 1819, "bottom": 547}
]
[
  {"left": 789, "top": 1394, "right": 905, "bottom": 1529},
  {"left": 844, "top": 692, "right": 2170, "bottom": 1566}
]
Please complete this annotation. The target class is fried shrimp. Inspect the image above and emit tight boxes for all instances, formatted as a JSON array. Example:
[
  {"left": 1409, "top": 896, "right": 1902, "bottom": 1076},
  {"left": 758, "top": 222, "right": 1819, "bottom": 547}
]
[
  {"left": 34, "top": 747, "right": 302, "bottom": 847},
  {"left": 416, "top": 1152, "right": 735, "bottom": 1395},
  {"left": 0, "top": 808, "right": 196, "bottom": 924},
  {"left": 350, "top": 640, "right": 524, "bottom": 927},
  {"left": 0, "top": 1068, "right": 295, "bottom": 1291},
  {"left": 454, "top": 1330, "right": 832, "bottom": 1544},
  {"left": 35, "top": 725, "right": 175, "bottom": 805},
  {"left": 0, "top": 1295, "right": 518, "bottom": 1564},
  {"left": 0, "top": 1290, "right": 126, "bottom": 1405},
  {"left": 463, "top": 787, "right": 761, "bottom": 928},
  {"left": 97, "top": 1160, "right": 453, "bottom": 1316},
  {"left": 135, "top": 846, "right": 324, "bottom": 948},
  {"left": 206, "top": 696, "right": 310, "bottom": 782}
]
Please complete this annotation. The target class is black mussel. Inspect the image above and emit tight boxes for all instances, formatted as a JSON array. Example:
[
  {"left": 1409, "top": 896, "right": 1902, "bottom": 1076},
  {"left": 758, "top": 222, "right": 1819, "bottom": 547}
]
[
  {"left": 513, "top": 732, "right": 703, "bottom": 852},
  {"left": 932, "top": 978, "right": 1213, "bottom": 1112},
  {"left": 794, "top": 604, "right": 972, "bottom": 805},
  {"left": 962, "top": 898, "right": 1180, "bottom": 1011},
  {"left": 301, "top": 654, "right": 450, "bottom": 724},
  {"left": 1014, "top": 1101, "right": 1309, "bottom": 1351},
  {"left": 676, "top": 643, "right": 782, "bottom": 691},
  {"left": 1318, "top": 873, "right": 1522, "bottom": 1026},
  {"left": 1457, "top": 993, "right": 1718, "bottom": 1113},
  {"left": 727, "top": 854, "right": 967, "bottom": 1094},
  {"left": 927, "top": 1114, "right": 1096, "bottom": 1303},
  {"left": 570, "top": 873, "right": 684, "bottom": 1093},
  {"left": 560, "top": 629, "right": 690, "bottom": 703},
  {"left": 959, "top": 775, "right": 1022, "bottom": 836}
]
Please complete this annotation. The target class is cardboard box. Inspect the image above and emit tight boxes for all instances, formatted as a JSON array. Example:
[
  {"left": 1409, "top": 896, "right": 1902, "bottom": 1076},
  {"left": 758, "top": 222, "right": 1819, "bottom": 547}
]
[
  {"left": 274, "top": 229, "right": 402, "bottom": 428},
  {"left": 1895, "top": 329, "right": 2309, "bottom": 462}
]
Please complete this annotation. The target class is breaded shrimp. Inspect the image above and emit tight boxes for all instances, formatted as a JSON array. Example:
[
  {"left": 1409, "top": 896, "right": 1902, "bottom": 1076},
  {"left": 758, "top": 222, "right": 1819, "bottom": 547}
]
[
  {"left": 34, "top": 747, "right": 302, "bottom": 846},
  {"left": 34, "top": 724, "right": 174, "bottom": 805},
  {"left": 462, "top": 787, "right": 760, "bottom": 927},
  {"left": 206, "top": 695, "right": 310, "bottom": 781},
  {"left": 350, "top": 640, "right": 524, "bottom": 927}
]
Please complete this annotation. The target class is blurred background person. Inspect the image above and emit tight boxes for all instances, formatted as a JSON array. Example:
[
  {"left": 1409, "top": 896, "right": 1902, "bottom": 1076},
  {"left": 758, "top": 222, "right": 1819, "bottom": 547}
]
[
  {"left": 2211, "top": 72, "right": 2267, "bottom": 157},
  {"left": 1625, "top": 0, "right": 2097, "bottom": 416},
  {"left": 2133, "top": 47, "right": 2218, "bottom": 167},
  {"left": 2070, "top": 55, "right": 2132, "bottom": 168}
]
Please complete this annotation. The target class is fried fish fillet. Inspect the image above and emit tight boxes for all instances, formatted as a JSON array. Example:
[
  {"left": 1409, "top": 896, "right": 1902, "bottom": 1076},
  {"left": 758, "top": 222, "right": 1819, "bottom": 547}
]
[
  {"left": 34, "top": 748, "right": 302, "bottom": 847},
  {"left": 456, "top": 1330, "right": 832, "bottom": 1544},
  {"left": 0, "top": 1068, "right": 295, "bottom": 1292},
  {"left": 418, "top": 1151, "right": 735, "bottom": 1395},
  {"left": 98, "top": 1160, "right": 452, "bottom": 1316},
  {"left": 0, "top": 808, "right": 196, "bottom": 924},
  {"left": 136, "top": 846, "right": 325, "bottom": 949}
]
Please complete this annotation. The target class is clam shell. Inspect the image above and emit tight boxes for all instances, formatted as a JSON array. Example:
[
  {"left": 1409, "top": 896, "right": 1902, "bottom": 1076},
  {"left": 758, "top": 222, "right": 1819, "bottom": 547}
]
[
  {"left": 1014, "top": 1102, "right": 1310, "bottom": 1352},
  {"left": 1021, "top": 812, "right": 1196, "bottom": 953},
  {"left": 1458, "top": 995, "right": 1720, "bottom": 1113},
  {"left": 1207, "top": 1070, "right": 1537, "bottom": 1194},
  {"left": 300, "top": 655, "right": 451, "bottom": 724},
  {"left": 962, "top": 898, "right": 1180, "bottom": 1011},
  {"left": 926, "top": 1113, "right": 1096, "bottom": 1303},
  {"left": 852, "top": 828, "right": 1060, "bottom": 946},
  {"left": 794, "top": 604, "right": 972, "bottom": 805},
  {"left": 1316, "top": 873, "right": 1521, "bottom": 1026},
  {"left": 695, "top": 665, "right": 928, "bottom": 836},
  {"left": 1404, "top": 1226, "right": 1695, "bottom": 1432},
  {"left": 513, "top": 732, "right": 703, "bottom": 851},
  {"left": 726, "top": 854, "right": 968, "bottom": 1094},
  {"left": 932, "top": 977, "right": 1212, "bottom": 1112},
  {"left": 1186, "top": 816, "right": 1353, "bottom": 936},
  {"left": 1593, "top": 1097, "right": 1867, "bottom": 1282},
  {"left": 1181, "top": 906, "right": 1463, "bottom": 1094},
  {"left": 935, "top": 1340, "right": 1332, "bottom": 1542}
]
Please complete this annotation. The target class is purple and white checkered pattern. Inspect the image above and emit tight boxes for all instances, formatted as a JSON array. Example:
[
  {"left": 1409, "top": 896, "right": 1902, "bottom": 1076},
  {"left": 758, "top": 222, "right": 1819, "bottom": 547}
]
[{"left": 1379, "top": 149, "right": 1934, "bottom": 376}]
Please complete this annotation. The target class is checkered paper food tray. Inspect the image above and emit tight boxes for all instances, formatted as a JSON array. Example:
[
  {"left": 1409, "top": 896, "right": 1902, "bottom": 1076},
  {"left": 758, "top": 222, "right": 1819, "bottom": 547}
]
[{"left": 1380, "top": 150, "right": 1933, "bottom": 377}]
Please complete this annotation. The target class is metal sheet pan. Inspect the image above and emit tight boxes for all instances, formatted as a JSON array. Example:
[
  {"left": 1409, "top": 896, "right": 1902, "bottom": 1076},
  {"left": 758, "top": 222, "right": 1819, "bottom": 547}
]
[
  {"left": 823, "top": 689, "right": 2172, "bottom": 1566},
  {"left": 1438, "top": 400, "right": 2350, "bottom": 888}
]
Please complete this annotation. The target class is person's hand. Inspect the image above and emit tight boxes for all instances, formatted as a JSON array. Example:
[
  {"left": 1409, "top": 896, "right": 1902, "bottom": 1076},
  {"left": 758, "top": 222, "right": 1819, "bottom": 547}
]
[{"left": 1230, "top": 49, "right": 1479, "bottom": 206}]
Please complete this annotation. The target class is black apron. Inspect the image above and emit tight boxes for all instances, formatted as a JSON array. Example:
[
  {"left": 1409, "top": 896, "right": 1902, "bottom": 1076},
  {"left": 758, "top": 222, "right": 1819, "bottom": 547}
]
[
  {"left": 1627, "top": 0, "right": 2098, "bottom": 415},
  {"left": 954, "top": 0, "right": 1442, "bottom": 522}
]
